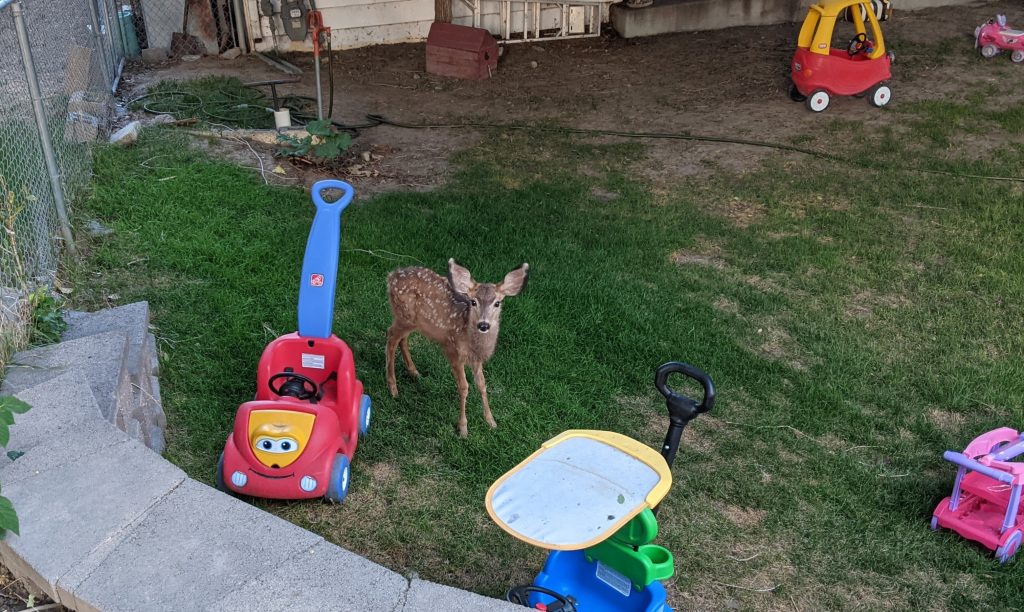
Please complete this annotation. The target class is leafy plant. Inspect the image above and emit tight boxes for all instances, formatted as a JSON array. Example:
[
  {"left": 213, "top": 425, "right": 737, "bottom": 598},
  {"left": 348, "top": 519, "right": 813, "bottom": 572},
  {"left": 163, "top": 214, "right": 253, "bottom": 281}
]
[
  {"left": 276, "top": 120, "right": 353, "bottom": 162},
  {"left": 0, "top": 395, "right": 30, "bottom": 536},
  {"left": 27, "top": 287, "right": 66, "bottom": 346}
]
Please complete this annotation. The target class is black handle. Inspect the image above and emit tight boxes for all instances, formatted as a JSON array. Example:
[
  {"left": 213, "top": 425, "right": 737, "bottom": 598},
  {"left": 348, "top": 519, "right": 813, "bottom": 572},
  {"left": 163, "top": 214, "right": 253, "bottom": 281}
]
[{"left": 654, "top": 362, "right": 715, "bottom": 471}]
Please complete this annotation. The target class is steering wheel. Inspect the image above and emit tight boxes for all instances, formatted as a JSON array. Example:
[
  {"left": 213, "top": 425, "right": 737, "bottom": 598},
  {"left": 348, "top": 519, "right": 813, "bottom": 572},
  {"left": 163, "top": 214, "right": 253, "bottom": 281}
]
[
  {"left": 268, "top": 372, "right": 319, "bottom": 401},
  {"left": 848, "top": 32, "right": 870, "bottom": 56}
]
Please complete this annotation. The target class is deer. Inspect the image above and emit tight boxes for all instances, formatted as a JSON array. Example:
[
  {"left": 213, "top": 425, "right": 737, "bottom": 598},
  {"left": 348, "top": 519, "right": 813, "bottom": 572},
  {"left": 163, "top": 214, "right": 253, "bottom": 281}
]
[{"left": 385, "top": 259, "right": 529, "bottom": 438}]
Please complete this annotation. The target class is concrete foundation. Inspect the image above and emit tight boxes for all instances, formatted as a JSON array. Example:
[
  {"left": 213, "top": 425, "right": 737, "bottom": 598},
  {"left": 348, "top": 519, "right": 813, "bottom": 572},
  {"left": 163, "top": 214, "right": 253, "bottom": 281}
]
[{"left": 611, "top": 0, "right": 979, "bottom": 38}]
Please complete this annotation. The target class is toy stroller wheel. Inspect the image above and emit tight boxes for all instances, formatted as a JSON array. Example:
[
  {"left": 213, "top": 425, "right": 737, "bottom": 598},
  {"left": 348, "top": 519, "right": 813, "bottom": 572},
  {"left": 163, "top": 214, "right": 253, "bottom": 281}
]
[
  {"left": 359, "top": 394, "right": 372, "bottom": 436},
  {"left": 930, "top": 516, "right": 939, "bottom": 531},
  {"left": 1013, "top": 50, "right": 1024, "bottom": 63},
  {"left": 869, "top": 85, "right": 892, "bottom": 108},
  {"left": 981, "top": 44, "right": 999, "bottom": 58},
  {"left": 806, "top": 90, "right": 830, "bottom": 113},
  {"left": 997, "top": 530, "right": 1022, "bottom": 563},
  {"left": 326, "top": 454, "right": 351, "bottom": 503},
  {"left": 789, "top": 83, "right": 806, "bottom": 102},
  {"left": 215, "top": 451, "right": 229, "bottom": 493}
]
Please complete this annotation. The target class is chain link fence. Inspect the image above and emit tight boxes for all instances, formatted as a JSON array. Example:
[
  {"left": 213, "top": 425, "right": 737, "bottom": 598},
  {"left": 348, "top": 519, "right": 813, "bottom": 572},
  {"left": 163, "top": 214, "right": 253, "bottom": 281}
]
[
  {"left": 122, "top": 0, "right": 243, "bottom": 60},
  {"left": 0, "top": 0, "right": 123, "bottom": 369}
]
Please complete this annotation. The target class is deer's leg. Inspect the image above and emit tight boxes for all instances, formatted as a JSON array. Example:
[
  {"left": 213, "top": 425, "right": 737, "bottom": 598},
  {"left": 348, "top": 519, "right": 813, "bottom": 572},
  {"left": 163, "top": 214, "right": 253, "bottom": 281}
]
[
  {"left": 472, "top": 362, "right": 497, "bottom": 429},
  {"left": 446, "top": 351, "right": 470, "bottom": 438},
  {"left": 399, "top": 333, "right": 420, "bottom": 379},
  {"left": 385, "top": 324, "right": 403, "bottom": 398}
]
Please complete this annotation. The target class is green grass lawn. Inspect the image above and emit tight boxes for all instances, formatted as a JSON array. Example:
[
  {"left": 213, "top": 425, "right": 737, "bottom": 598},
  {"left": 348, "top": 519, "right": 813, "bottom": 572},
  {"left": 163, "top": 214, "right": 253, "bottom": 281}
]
[{"left": 69, "top": 95, "right": 1024, "bottom": 609}]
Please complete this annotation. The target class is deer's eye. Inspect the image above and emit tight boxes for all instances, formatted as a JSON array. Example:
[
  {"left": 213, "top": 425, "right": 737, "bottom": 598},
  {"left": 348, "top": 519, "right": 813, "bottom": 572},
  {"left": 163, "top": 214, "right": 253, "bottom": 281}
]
[
  {"left": 470, "top": 299, "right": 478, "bottom": 307},
  {"left": 494, "top": 301, "right": 501, "bottom": 307}
]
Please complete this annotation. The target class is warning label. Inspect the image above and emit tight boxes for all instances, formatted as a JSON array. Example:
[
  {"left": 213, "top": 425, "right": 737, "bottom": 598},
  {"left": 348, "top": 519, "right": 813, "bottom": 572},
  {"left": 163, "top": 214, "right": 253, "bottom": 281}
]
[{"left": 301, "top": 353, "right": 325, "bottom": 369}]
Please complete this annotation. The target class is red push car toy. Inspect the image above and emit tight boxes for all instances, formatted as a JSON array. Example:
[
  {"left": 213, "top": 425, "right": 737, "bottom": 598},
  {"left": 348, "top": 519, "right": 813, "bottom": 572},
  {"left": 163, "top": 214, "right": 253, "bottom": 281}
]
[
  {"left": 789, "top": 0, "right": 894, "bottom": 112},
  {"left": 932, "top": 427, "right": 1024, "bottom": 563},
  {"left": 217, "top": 180, "right": 371, "bottom": 503}
]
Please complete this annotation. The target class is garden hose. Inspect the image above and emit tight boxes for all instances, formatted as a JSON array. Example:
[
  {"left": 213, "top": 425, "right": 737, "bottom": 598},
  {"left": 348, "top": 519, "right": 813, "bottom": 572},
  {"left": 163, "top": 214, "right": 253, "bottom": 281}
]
[{"left": 127, "top": 86, "right": 1024, "bottom": 184}]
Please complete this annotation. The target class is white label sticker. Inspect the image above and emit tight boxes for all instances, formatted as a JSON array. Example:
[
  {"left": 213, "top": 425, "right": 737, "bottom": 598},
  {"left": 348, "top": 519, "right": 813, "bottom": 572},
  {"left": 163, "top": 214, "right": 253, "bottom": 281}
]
[
  {"left": 595, "top": 560, "right": 631, "bottom": 597},
  {"left": 301, "top": 353, "right": 325, "bottom": 369}
]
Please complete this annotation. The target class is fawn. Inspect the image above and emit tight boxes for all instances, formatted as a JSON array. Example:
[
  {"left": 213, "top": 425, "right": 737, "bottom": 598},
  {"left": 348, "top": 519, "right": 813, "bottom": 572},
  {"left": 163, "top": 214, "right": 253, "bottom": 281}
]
[{"left": 386, "top": 259, "right": 529, "bottom": 438}]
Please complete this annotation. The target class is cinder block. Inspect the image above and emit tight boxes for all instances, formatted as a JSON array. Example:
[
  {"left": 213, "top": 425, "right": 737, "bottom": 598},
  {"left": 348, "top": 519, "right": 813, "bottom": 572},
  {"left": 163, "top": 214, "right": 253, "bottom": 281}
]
[
  {"left": 212, "top": 540, "right": 408, "bottom": 611},
  {"left": 67, "top": 91, "right": 106, "bottom": 118},
  {"left": 140, "top": 47, "right": 168, "bottom": 63}
]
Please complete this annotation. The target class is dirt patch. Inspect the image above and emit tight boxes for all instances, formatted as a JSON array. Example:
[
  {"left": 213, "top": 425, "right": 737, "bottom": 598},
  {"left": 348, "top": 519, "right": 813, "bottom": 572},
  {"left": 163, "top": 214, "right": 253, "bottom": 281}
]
[
  {"left": 714, "top": 296, "right": 740, "bottom": 314},
  {"left": 670, "top": 238, "right": 728, "bottom": 269},
  {"left": 0, "top": 562, "right": 61, "bottom": 611},
  {"left": 718, "top": 504, "right": 768, "bottom": 528},
  {"left": 368, "top": 461, "right": 400, "bottom": 484},
  {"left": 845, "top": 290, "right": 911, "bottom": 319},
  {"left": 753, "top": 324, "right": 811, "bottom": 372},
  {"left": 928, "top": 408, "right": 966, "bottom": 432}
]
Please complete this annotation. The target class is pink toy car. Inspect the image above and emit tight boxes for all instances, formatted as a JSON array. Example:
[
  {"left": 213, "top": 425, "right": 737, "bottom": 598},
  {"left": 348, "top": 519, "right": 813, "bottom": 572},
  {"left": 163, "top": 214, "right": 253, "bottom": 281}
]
[
  {"left": 932, "top": 427, "right": 1024, "bottom": 563},
  {"left": 975, "top": 15, "right": 1024, "bottom": 63}
]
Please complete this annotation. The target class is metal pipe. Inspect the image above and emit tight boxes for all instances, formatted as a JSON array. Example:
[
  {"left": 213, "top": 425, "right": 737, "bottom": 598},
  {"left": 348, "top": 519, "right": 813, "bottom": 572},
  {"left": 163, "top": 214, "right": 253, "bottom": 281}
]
[
  {"left": 313, "top": 52, "right": 323, "bottom": 120},
  {"left": 230, "top": 0, "right": 248, "bottom": 53},
  {"left": 86, "top": 0, "right": 112, "bottom": 86},
  {"left": 11, "top": 1, "right": 76, "bottom": 255}
]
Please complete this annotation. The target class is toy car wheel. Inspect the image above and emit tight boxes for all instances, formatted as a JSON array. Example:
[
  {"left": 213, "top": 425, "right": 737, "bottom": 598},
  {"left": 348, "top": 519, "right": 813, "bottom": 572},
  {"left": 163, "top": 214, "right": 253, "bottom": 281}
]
[
  {"left": 806, "top": 90, "right": 830, "bottom": 113},
  {"left": 215, "top": 451, "right": 229, "bottom": 493},
  {"left": 981, "top": 44, "right": 999, "bottom": 59},
  {"left": 788, "top": 83, "right": 806, "bottom": 102},
  {"left": 869, "top": 85, "right": 892, "bottom": 108},
  {"left": 359, "top": 394, "right": 372, "bottom": 436},
  {"left": 1013, "top": 50, "right": 1024, "bottom": 63},
  {"left": 326, "top": 454, "right": 351, "bottom": 503},
  {"left": 997, "top": 530, "right": 1021, "bottom": 563}
]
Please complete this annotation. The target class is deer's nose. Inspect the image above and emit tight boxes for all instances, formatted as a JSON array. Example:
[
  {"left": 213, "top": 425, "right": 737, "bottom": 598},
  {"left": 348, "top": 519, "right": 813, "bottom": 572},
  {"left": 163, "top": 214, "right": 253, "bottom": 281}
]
[{"left": 477, "top": 322, "right": 491, "bottom": 333}]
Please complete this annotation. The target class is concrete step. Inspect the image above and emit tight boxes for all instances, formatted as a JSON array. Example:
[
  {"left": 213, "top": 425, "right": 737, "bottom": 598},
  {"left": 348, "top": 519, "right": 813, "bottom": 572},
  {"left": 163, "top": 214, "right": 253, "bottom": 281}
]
[
  {"left": 65, "top": 479, "right": 324, "bottom": 612},
  {"left": 404, "top": 579, "right": 526, "bottom": 611},
  {"left": 0, "top": 428, "right": 185, "bottom": 604},
  {"left": 611, "top": 0, "right": 803, "bottom": 38},
  {"left": 211, "top": 540, "right": 408, "bottom": 612},
  {"left": 3, "top": 369, "right": 103, "bottom": 456},
  {"left": 63, "top": 302, "right": 154, "bottom": 381},
  {"left": 1, "top": 331, "right": 130, "bottom": 425}
]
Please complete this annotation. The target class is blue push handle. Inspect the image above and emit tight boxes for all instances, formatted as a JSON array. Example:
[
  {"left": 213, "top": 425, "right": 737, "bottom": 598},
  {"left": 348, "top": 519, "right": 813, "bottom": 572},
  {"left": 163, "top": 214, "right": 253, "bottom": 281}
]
[
  {"left": 310, "top": 179, "right": 355, "bottom": 211},
  {"left": 297, "top": 180, "right": 355, "bottom": 338}
]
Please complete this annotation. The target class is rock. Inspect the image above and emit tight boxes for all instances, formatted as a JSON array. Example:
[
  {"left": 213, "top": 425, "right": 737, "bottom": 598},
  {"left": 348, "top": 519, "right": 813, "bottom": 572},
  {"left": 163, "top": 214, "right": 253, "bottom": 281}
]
[
  {"left": 220, "top": 47, "right": 242, "bottom": 60},
  {"left": 140, "top": 47, "right": 168, "bottom": 64},
  {"left": 530, "top": 60, "right": 538, "bottom": 68},
  {"left": 85, "top": 219, "right": 113, "bottom": 238},
  {"left": 181, "top": 54, "right": 202, "bottom": 62},
  {"left": 150, "top": 114, "right": 176, "bottom": 125},
  {"left": 109, "top": 121, "right": 141, "bottom": 145},
  {"left": 65, "top": 112, "right": 100, "bottom": 143}
]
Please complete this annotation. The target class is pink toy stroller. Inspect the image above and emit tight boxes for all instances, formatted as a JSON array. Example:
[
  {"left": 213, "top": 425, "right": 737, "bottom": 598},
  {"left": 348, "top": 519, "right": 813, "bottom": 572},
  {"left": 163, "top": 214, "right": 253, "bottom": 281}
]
[{"left": 932, "top": 427, "right": 1024, "bottom": 563}]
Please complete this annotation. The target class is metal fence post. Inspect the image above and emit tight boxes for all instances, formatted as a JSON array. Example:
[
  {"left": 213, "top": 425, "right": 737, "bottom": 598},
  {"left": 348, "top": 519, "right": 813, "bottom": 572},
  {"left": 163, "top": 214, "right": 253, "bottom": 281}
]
[
  {"left": 86, "top": 0, "right": 112, "bottom": 86},
  {"left": 10, "top": 1, "right": 77, "bottom": 255}
]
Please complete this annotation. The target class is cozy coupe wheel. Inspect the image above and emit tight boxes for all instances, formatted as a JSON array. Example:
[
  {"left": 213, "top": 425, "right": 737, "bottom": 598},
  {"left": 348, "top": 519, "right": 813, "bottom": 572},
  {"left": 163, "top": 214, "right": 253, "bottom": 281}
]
[
  {"left": 215, "top": 451, "right": 228, "bottom": 493},
  {"left": 869, "top": 84, "right": 892, "bottom": 108},
  {"left": 981, "top": 44, "right": 999, "bottom": 58},
  {"left": 806, "top": 90, "right": 830, "bottom": 112},
  {"left": 789, "top": 83, "right": 806, "bottom": 102},
  {"left": 1013, "top": 50, "right": 1024, "bottom": 63}
]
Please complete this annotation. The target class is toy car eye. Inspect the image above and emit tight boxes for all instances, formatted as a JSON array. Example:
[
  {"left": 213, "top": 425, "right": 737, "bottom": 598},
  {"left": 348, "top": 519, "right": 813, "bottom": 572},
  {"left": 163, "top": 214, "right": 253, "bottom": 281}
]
[
  {"left": 261, "top": 440, "right": 273, "bottom": 450},
  {"left": 254, "top": 437, "right": 300, "bottom": 454},
  {"left": 281, "top": 440, "right": 292, "bottom": 451}
]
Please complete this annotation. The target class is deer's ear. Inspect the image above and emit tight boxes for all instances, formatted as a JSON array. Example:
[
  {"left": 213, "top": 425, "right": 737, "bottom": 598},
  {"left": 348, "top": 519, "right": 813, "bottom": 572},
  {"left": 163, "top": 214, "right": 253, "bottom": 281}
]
[
  {"left": 498, "top": 263, "right": 529, "bottom": 297},
  {"left": 448, "top": 258, "right": 475, "bottom": 295}
]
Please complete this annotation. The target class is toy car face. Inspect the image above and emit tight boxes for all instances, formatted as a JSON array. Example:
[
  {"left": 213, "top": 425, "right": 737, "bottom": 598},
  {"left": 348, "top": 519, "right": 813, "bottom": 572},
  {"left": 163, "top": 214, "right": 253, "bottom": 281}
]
[{"left": 248, "top": 410, "right": 315, "bottom": 468}]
